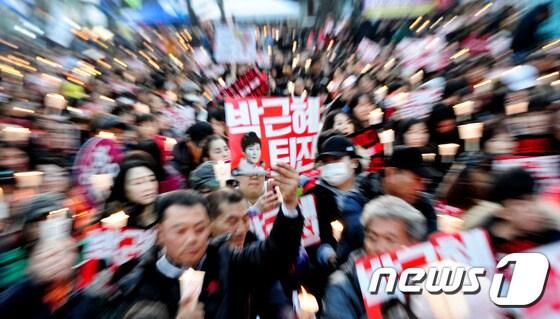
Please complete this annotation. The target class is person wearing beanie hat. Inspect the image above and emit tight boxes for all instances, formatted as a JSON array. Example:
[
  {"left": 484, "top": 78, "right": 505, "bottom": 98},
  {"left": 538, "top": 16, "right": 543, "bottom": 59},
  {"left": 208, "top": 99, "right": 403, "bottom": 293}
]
[
  {"left": 171, "top": 122, "right": 214, "bottom": 181},
  {"left": 484, "top": 168, "right": 560, "bottom": 253},
  {"left": 189, "top": 161, "right": 221, "bottom": 194}
]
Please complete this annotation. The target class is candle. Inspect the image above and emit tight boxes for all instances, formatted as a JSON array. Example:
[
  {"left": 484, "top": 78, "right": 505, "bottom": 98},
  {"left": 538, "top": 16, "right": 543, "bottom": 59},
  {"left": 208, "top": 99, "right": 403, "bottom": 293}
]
[
  {"left": 48, "top": 208, "right": 69, "bottom": 219},
  {"left": 458, "top": 123, "right": 484, "bottom": 152},
  {"left": 101, "top": 211, "right": 129, "bottom": 229},
  {"left": 14, "top": 171, "right": 44, "bottom": 188},
  {"left": 438, "top": 143, "right": 460, "bottom": 163},
  {"left": 458, "top": 123, "right": 484, "bottom": 140},
  {"left": 368, "top": 108, "right": 384, "bottom": 125},
  {"left": 164, "top": 137, "right": 177, "bottom": 153},
  {"left": 0, "top": 188, "right": 7, "bottom": 220},
  {"left": 410, "top": 70, "right": 424, "bottom": 86},
  {"left": 379, "top": 129, "right": 395, "bottom": 156},
  {"left": 331, "top": 220, "right": 344, "bottom": 242},
  {"left": 97, "top": 131, "right": 116, "bottom": 140},
  {"left": 134, "top": 102, "right": 150, "bottom": 114},
  {"left": 437, "top": 214, "right": 464, "bottom": 233},
  {"left": 422, "top": 153, "right": 436, "bottom": 162},
  {"left": 45, "top": 93, "right": 66, "bottom": 109},
  {"left": 374, "top": 86, "right": 388, "bottom": 101},
  {"left": 39, "top": 217, "right": 72, "bottom": 241},
  {"left": 179, "top": 268, "right": 205, "bottom": 307},
  {"left": 505, "top": 102, "right": 528, "bottom": 115},
  {"left": 1, "top": 126, "right": 30, "bottom": 142},
  {"left": 89, "top": 174, "right": 114, "bottom": 194},
  {"left": 213, "top": 160, "right": 232, "bottom": 188},
  {"left": 453, "top": 101, "right": 474, "bottom": 121},
  {"left": 298, "top": 287, "right": 319, "bottom": 315},
  {"left": 473, "top": 79, "right": 492, "bottom": 94}
]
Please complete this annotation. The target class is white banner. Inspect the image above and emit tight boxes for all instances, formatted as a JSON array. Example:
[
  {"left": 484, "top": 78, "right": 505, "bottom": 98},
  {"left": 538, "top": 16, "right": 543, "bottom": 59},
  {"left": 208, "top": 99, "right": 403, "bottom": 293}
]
[{"left": 214, "top": 25, "right": 257, "bottom": 64}]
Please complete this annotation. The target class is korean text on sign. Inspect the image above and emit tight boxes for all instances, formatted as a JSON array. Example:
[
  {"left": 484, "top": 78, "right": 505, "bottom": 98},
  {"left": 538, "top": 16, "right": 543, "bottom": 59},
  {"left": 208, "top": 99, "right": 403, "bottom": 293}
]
[{"left": 225, "top": 97, "right": 321, "bottom": 174}]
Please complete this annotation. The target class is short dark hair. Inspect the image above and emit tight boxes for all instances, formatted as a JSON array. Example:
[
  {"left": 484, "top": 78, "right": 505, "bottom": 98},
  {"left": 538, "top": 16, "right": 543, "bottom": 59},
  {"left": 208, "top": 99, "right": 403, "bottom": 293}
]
[
  {"left": 208, "top": 107, "right": 226, "bottom": 122},
  {"left": 206, "top": 188, "right": 244, "bottom": 220},
  {"left": 154, "top": 190, "right": 209, "bottom": 223},
  {"left": 490, "top": 168, "right": 536, "bottom": 203},
  {"left": 136, "top": 113, "right": 157, "bottom": 125},
  {"left": 241, "top": 132, "right": 260, "bottom": 151}
]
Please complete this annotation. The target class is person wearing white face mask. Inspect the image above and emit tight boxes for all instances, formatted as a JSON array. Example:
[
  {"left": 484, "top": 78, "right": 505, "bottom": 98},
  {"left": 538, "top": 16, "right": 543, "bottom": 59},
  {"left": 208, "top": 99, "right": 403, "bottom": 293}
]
[{"left": 300, "top": 134, "right": 364, "bottom": 304}]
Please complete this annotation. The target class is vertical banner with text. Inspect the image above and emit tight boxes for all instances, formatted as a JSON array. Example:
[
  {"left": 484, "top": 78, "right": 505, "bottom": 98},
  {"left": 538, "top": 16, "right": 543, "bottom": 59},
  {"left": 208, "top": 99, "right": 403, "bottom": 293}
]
[{"left": 225, "top": 97, "right": 320, "bottom": 174}]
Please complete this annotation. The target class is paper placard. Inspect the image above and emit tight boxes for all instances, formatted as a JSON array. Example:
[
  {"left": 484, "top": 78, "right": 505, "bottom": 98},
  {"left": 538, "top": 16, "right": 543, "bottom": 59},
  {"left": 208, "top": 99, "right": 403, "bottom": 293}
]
[
  {"left": 225, "top": 97, "right": 320, "bottom": 174},
  {"left": 249, "top": 194, "right": 320, "bottom": 247}
]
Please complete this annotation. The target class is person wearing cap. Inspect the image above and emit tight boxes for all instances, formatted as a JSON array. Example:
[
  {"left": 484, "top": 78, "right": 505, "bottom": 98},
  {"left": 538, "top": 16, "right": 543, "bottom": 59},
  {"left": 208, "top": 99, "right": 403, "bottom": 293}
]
[
  {"left": 171, "top": 122, "right": 214, "bottom": 182},
  {"left": 378, "top": 146, "right": 440, "bottom": 235},
  {"left": 189, "top": 161, "right": 222, "bottom": 195},
  {"left": 483, "top": 168, "right": 560, "bottom": 254},
  {"left": 301, "top": 134, "right": 366, "bottom": 301}
]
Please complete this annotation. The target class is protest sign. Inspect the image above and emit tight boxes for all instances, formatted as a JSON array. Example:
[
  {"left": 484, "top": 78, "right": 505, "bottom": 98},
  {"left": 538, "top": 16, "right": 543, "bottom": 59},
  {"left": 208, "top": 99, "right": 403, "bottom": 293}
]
[
  {"left": 249, "top": 194, "right": 320, "bottom": 247},
  {"left": 73, "top": 137, "right": 123, "bottom": 207},
  {"left": 355, "top": 229, "right": 496, "bottom": 319},
  {"left": 515, "top": 241, "right": 560, "bottom": 318},
  {"left": 160, "top": 104, "right": 196, "bottom": 137},
  {"left": 349, "top": 126, "right": 384, "bottom": 172},
  {"left": 225, "top": 97, "right": 320, "bottom": 174},
  {"left": 214, "top": 25, "right": 257, "bottom": 64},
  {"left": 219, "top": 67, "right": 269, "bottom": 99},
  {"left": 357, "top": 38, "right": 381, "bottom": 63},
  {"left": 396, "top": 36, "right": 451, "bottom": 76},
  {"left": 492, "top": 155, "right": 560, "bottom": 191},
  {"left": 390, "top": 88, "right": 442, "bottom": 120},
  {"left": 363, "top": 0, "right": 434, "bottom": 18},
  {"left": 83, "top": 228, "right": 156, "bottom": 267}
]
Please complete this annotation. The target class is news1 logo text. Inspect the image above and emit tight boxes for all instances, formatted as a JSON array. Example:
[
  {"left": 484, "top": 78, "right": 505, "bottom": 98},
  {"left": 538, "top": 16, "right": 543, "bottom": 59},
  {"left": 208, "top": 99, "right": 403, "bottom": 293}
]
[{"left": 368, "top": 253, "right": 550, "bottom": 307}]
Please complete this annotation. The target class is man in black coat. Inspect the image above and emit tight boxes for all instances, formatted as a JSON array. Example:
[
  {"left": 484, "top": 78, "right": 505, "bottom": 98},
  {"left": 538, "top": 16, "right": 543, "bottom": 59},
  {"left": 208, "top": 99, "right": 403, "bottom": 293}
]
[{"left": 102, "top": 163, "right": 303, "bottom": 319}]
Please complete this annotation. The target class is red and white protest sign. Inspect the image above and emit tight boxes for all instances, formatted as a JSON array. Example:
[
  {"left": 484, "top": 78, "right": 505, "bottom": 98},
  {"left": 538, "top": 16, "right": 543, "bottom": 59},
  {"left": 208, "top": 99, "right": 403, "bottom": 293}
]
[
  {"left": 73, "top": 137, "right": 123, "bottom": 207},
  {"left": 219, "top": 68, "right": 269, "bottom": 99},
  {"left": 389, "top": 88, "right": 442, "bottom": 120},
  {"left": 357, "top": 38, "right": 381, "bottom": 63},
  {"left": 516, "top": 241, "right": 560, "bottom": 318},
  {"left": 225, "top": 97, "right": 320, "bottom": 174},
  {"left": 83, "top": 228, "right": 156, "bottom": 267},
  {"left": 396, "top": 36, "right": 451, "bottom": 76},
  {"left": 249, "top": 194, "right": 320, "bottom": 247},
  {"left": 492, "top": 155, "right": 560, "bottom": 191},
  {"left": 348, "top": 126, "right": 384, "bottom": 172},
  {"left": 355, "top": 229, "right": 495, "bottom": 319}
]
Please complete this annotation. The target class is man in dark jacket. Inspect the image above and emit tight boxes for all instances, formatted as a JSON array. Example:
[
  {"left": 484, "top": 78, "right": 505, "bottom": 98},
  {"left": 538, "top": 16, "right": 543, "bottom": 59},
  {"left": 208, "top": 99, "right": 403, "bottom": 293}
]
[
  {"left": 323, "top": 195, "right": 427, "bottom": 319},
  {"left": 104, "top": 163, "right": 303, "bottom": 319},
  {"left": 172, "top": 121, "right": 214, "bottom": 181},
  {"left": 207, "top": 188, "right": 294, "bottom": 319},
  {"left": 303, "top": 135, "right": 366, "bottom": 301}
]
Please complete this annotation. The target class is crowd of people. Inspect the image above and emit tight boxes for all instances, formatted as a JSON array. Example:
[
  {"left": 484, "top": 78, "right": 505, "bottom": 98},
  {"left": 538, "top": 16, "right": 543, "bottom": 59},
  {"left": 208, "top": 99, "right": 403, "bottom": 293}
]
[{"left": 0, "top": 1, "right": 560, "bottom": 318}]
